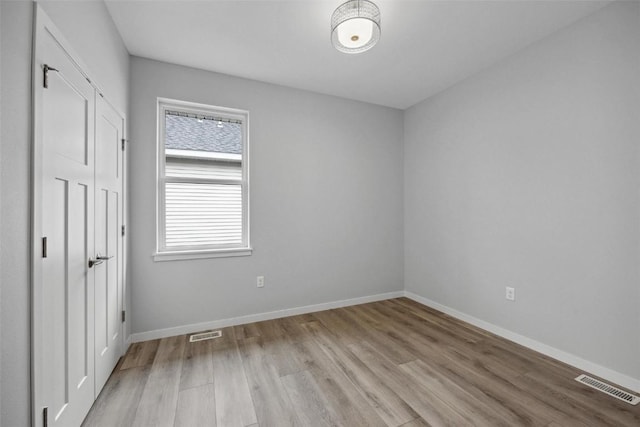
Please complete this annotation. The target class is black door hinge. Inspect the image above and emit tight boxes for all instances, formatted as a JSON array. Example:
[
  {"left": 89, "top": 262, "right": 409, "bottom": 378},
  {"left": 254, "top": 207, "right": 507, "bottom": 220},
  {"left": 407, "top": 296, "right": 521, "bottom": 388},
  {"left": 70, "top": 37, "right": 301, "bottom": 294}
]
[
  {"left": 122, "top": 138, "right": 126, "bottom": 151},
  {"left": 122, "top": 310, "right": 126, "bottom": 323},
  {"left": 43, "top": 407, "right": 48, "bottom": 427},
  {"left": 121, "top": 225, "right": 125, "bottom": 237},
  {"left": 43, "top": 64, "right": 58, "bottom": 89},
  {"left": 42, "top": 237, "right": 48, "bottom": 258}
]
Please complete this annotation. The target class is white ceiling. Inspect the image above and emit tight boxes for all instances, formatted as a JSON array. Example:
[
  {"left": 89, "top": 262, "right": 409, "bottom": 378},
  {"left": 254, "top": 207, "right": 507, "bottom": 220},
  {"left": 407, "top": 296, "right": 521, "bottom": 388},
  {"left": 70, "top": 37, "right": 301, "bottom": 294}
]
[{"left": 105, "top": 0, "right": 609, "bottom": 109}]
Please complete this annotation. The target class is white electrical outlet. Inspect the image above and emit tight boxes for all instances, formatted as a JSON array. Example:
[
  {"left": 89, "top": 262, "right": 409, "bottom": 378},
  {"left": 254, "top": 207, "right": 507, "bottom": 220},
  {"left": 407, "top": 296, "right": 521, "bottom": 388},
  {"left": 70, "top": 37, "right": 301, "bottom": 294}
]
[
  {"left": 505, "top": 286, "right": 515, "bottom": 301},
  {"left": 257, "top": 276, "right": 265, "bottom": 288}
]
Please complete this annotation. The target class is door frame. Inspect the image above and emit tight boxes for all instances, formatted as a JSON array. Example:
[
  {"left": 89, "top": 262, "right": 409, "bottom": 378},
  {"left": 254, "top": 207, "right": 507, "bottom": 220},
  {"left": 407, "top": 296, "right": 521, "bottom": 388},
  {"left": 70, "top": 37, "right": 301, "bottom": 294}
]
[{"left": 31, "top": 5, "right": 128, "bottom": 426}]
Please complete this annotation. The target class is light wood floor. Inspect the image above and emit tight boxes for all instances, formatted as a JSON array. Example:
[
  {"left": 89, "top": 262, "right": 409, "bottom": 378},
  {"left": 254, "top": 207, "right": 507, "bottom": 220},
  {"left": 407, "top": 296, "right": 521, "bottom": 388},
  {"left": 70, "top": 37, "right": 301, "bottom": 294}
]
[{"left": 82, "top": 298, "right": 640, "bottom": 427}]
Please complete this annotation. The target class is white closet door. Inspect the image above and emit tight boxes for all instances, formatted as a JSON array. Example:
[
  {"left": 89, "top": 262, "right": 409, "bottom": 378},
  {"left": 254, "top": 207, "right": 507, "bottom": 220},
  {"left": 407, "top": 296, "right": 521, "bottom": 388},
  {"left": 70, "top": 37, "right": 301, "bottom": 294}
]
[
  {"left": 40, "top": 28, "right": 96, "bottom": 427},
  {"left": 94, "top": 95, "right": 125, "bottom": 394}
]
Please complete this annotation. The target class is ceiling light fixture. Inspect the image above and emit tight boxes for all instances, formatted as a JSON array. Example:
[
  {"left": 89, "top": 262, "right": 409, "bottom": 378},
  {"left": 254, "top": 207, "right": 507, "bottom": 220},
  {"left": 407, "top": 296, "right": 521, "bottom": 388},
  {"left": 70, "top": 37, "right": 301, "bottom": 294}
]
[{"left": 331, "top": 0, "right": 381, "bottom": 54}]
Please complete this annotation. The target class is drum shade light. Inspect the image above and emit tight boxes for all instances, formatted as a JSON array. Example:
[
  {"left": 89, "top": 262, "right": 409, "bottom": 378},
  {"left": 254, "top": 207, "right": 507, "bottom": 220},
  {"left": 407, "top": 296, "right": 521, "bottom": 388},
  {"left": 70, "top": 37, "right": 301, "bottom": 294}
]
[{"left": 331, "top": 0, "right": 381, "bottom": 54}]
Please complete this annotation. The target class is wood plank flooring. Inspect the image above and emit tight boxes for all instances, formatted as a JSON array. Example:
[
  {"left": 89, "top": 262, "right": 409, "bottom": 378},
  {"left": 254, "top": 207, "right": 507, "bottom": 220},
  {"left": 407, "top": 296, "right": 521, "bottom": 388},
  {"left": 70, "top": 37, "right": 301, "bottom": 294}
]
[{"left": 82, "top": 298, "right": 640, "bottom": 427}]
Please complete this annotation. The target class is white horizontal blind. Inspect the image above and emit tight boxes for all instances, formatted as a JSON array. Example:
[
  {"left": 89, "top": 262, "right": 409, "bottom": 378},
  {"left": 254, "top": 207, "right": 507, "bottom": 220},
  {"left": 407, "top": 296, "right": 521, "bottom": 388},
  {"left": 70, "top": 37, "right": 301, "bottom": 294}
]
[
  {"left": 165, "top": 182, "right": 242, "bottom": 247},
  {"left": 166, "top": 158, "right": 242, "bottom": 180}
]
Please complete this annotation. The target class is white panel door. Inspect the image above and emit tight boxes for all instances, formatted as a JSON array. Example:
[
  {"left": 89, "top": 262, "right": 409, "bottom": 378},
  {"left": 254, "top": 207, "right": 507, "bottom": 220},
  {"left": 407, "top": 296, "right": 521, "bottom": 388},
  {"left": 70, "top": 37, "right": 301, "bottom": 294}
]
[
  {"left": 94, "top": 95, "right": 124, "bottom": 394},
  {"left": 40, "top": 29, "right": 96, "bottom": 427}
]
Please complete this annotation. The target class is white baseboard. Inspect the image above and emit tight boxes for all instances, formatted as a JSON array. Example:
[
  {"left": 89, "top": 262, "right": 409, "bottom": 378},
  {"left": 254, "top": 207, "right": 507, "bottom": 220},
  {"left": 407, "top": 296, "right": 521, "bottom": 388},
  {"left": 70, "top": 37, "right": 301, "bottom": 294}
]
[
  {"left": 404, "top": 291, "right": 640, "bottom": 393},
  {"left": 129, "top": 290, "right": 404, "bottom": 343}
]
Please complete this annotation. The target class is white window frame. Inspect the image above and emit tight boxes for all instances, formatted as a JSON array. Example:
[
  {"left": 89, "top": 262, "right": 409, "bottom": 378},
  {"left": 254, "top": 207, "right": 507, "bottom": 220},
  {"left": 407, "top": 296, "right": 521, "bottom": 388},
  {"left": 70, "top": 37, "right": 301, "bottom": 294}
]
[{"left": 154, "top": 98, "right": 251, "bottom": 261}]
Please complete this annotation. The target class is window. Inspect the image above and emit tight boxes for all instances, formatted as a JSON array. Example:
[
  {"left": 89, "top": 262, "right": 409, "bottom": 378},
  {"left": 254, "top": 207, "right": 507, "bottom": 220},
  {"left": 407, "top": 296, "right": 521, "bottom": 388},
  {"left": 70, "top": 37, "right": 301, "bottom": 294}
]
[{"left": 155, "top": 98, "right": 250, "bottom": 261}]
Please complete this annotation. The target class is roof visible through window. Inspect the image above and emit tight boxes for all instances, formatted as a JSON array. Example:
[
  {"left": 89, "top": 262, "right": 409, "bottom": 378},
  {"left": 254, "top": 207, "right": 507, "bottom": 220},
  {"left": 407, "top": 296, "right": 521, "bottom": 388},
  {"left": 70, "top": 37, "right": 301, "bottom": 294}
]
[{"left": 165, "top": 112, "right": 242, "bottom": 155}]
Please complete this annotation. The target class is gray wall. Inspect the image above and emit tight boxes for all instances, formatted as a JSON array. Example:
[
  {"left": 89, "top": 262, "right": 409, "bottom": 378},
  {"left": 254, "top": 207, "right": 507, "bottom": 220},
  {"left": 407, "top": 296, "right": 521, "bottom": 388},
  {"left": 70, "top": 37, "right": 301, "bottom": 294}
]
[
  {"left": 404, "top": 1, "right": 640, "bottom": 381},
  {"left": 0, "top": 1, "right": 129, "bottom": 425},
  {"left": 129, "top": 57, "right": 404, "bottom": 335},
  {"left": 1, "top": 3, "right": 35, "bottom": 424}
]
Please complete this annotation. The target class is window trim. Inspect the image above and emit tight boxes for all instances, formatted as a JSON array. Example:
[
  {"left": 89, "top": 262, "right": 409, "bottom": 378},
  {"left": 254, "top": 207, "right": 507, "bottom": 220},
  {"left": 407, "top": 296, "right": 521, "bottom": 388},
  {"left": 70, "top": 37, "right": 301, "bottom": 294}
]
[{"left": 154, "top": 98, "right": 251, "bottom": 261}]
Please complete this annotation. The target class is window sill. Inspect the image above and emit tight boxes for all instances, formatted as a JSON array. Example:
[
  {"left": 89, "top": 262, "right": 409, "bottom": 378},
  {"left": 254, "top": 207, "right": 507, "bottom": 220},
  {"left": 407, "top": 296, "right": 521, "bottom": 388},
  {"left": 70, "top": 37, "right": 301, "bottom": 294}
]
[{"left": 153, "top": 247, "right": 252, "bottom": 262}]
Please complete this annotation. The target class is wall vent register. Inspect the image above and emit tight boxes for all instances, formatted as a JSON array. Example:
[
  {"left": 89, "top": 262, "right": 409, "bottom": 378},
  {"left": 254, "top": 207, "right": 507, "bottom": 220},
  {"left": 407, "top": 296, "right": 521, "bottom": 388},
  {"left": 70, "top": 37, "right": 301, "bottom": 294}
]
[
  {"left": 189, "top": 330, "right": 223, "bottom": 343},
  {"left": 575, "top": 374, "right": 640, "bottom": 405}
]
